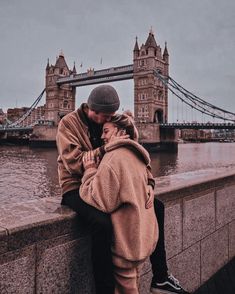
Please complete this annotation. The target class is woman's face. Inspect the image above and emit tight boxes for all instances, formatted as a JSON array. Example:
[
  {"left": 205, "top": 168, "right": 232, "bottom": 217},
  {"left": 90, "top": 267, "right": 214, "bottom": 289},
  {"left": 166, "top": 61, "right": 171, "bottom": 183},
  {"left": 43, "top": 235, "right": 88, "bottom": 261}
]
[{"left": 101, "top": 122, "right": 118, "bottom": 144}]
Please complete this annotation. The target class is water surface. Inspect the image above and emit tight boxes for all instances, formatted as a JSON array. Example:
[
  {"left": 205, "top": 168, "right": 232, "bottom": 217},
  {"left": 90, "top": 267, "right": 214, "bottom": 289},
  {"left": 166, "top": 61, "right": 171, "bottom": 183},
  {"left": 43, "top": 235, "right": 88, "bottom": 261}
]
[{"left": 1, "top": 143, "right": 235, "bottom": 205}]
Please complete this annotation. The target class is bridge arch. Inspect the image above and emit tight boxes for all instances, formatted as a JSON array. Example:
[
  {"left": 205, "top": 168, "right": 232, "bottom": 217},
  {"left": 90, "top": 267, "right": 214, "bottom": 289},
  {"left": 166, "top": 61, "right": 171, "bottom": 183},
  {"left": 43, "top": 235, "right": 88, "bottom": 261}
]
[{"left": 154, "top": 109, "right": 164, "bottom": 123}]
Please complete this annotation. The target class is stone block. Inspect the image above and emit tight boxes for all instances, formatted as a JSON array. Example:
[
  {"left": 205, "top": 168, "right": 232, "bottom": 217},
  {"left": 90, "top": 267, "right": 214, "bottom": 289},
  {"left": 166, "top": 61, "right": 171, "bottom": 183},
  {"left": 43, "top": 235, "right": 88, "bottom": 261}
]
[
  {"left": 183, "top": 192, "right": 215, "bottom": 248},
  {"left": 165, "top": 203, "right": 182, "bottom": 258},
  {"left": 229, "top": 220, "right": 235, "bottom": 259},
  {"left": 7, "top": 216, "right": 88, "bottom": 251},
  {"left": 216, "top": 184, "right": 235, "bottom": 228},
  {"left": 140, "top": 257, "right": 151, "bottom": 275},
  {"left": 201, "top": 226, "right": 229, "bottom": 283},
  {"left": 139, "top": 257, "right": 152, "bottom": 293},
  {"left": 0, "top": 227, "right": 7, "bottom": 254},
  {"left": 36, "top": 234, "right": 95, "bottom": 294},
  {"left": 167, "top": 242, "right": 200, "bottom": 292},
  {"left": 139, "top": 270, "right": 152, "bottom": 294},
  {"left": 0, "top": 246, "right": 35, "bottom": 294}
]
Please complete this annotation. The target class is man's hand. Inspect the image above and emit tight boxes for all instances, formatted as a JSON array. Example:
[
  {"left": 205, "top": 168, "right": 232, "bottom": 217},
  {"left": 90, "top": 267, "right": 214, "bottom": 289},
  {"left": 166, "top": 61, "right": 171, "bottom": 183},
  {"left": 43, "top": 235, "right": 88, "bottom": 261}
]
[
  {"left": 109, "top": 129, "right": 129, "bottom": 143},
  {"left": 145, "top": 185, "right": 154, "bottom": 209}
]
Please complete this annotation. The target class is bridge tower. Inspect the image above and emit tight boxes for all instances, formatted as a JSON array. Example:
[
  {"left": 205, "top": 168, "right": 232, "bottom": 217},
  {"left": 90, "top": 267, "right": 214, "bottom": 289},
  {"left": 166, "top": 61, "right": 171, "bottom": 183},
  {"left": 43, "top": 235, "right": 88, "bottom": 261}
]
[
  {"left": 45, "top": 52, "right": 76, "bottom": 126},
  {"left": 133, "top": 29, "right": 169, "bottom": 123}
]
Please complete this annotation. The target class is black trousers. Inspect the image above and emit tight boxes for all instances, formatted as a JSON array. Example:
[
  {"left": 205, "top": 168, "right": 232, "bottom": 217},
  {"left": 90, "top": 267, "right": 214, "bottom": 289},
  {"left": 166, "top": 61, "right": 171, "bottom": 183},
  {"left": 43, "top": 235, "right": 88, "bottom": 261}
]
[{"left": 62, "top": 190, "right": 168, "bottom": 294}]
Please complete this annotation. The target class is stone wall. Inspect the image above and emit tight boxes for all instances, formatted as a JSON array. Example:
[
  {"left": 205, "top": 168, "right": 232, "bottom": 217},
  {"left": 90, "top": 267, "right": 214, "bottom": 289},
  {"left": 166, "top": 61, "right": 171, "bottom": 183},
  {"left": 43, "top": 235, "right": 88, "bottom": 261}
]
[
  {"left": 0, "top": 200, "right": 95, "bottom": 293},
  {"left": 0, "top": 169, "right": 234, "bottom": 293},
  {"left": 153, "top": 168, "right": 235, "bottom": 292}
]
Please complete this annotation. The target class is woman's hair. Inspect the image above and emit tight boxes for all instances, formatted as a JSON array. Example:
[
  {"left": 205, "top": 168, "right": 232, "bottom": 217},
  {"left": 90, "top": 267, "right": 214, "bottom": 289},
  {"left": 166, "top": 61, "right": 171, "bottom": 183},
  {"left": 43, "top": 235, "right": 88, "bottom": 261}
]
[{"left": 109, "top": 110, "right": 139, "bottom": 141}]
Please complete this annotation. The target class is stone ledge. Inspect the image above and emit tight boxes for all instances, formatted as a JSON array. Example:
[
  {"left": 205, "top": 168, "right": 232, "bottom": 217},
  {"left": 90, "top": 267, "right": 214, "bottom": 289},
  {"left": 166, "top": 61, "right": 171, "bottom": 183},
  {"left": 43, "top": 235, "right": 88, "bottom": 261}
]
[
  {"left": 155, "top": 167, "right": 235, "bottom": 202},
  {"left": 0, "top": 198, "right": 86, "bottom": 251}
]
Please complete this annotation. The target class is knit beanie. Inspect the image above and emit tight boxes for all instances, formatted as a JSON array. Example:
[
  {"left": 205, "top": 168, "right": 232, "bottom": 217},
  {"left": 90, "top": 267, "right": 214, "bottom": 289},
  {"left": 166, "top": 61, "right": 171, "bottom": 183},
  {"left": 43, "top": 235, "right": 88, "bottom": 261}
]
[{"left": 87, "top": 85, "right": 120, "bottom": 113}]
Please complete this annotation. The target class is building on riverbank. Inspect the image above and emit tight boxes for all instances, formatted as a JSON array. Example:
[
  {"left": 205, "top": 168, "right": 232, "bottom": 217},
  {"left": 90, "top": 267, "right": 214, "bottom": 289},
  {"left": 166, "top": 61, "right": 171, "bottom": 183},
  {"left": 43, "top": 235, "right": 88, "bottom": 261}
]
[
  {"left": 180, "top": 128, "right": 212, "bottom": 142},
  {"left": 0, "top": 108, "right": 6, "bottom": 125}
]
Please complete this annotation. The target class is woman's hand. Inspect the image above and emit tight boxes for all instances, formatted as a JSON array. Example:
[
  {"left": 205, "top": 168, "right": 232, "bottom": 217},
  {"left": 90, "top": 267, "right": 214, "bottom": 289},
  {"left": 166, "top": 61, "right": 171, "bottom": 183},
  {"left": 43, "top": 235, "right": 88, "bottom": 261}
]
[{"left": 82, "top": 151, "right": 99, "bottom": 170}]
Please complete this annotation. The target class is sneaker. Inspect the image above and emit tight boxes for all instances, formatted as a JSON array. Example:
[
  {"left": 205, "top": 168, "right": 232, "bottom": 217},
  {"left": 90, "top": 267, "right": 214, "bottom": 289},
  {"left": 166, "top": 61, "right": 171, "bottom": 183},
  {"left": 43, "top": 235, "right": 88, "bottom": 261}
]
[{"left": 150, "top": 274, "right": 190, "bottom": 294}]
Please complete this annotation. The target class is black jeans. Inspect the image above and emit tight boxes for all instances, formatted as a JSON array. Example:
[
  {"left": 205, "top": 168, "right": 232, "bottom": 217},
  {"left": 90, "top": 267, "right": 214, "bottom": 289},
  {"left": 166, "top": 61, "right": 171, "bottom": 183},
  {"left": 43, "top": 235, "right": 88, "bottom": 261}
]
[{"left": 62, "top": 190, "right": 168, "bottom": 293}]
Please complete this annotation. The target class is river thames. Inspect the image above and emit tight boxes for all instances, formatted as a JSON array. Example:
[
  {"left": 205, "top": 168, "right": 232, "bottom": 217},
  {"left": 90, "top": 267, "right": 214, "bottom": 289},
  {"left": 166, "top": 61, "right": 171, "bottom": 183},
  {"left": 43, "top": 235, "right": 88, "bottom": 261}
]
[{"left": 1, "top": 142, "right": 235, "bottom": 205}]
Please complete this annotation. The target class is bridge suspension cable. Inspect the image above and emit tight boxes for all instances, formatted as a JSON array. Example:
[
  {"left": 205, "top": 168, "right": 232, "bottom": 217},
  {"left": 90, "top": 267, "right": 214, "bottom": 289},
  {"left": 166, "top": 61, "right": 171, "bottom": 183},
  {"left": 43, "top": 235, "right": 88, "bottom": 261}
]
[
  {"left": 8, "top": 89, "right": 45, "bottom": 127},
  {"left": 154, "top": 70, "right": 235, "bottom": 123}
]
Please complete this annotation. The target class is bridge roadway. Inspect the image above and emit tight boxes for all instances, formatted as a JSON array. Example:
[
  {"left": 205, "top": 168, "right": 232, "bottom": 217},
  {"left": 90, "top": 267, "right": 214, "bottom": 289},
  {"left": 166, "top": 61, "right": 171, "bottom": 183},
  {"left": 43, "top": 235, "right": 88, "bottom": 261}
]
[
  {"left": 160, "top": 122, "right": 235, "bottom": 129},
  {"left": 1, "top": 123, "right": 235, "bottom": 133},
  {"left": 56, "top": 64, "right": 134, "bottom": 87},
  {"left": 0, "top": 126, "right": 33, "bottom": 133}
]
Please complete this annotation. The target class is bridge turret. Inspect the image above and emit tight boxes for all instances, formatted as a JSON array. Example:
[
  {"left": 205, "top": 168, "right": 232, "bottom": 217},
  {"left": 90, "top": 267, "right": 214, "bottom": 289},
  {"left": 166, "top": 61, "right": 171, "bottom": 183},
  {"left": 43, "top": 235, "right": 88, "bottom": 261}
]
[
  {"left": 72, "top": 62, "right": 77, "bottom": 75},
  {"left": 133, "top": 29, "right": 169, "bottom": 127},
  {"left": 133, "top": 36, "right": 139, "bottom": 58},
  {"left": 46, "top": 58, "right": 50, "bottom": 72},
  {"left": 45, "top": 52, "right": 76, "bottom": 126},
  {"left": 163, "top": 42, "right": 169, "bottom": 62},
  {"left": 145, "top": 28, "right": 158, "bottom": 58}
]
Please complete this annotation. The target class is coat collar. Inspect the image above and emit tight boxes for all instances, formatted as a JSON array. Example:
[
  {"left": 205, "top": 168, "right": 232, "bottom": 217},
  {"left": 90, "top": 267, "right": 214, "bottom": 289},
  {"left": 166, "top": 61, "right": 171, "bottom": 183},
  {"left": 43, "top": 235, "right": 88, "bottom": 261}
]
[{"left": 105, "top": 139, "right": 151, "bottom": 166}]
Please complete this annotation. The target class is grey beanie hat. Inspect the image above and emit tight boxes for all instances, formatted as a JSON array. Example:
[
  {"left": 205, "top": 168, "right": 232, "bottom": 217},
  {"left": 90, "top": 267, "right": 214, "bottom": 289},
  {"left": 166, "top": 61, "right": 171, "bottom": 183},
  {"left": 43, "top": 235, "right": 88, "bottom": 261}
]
[{"left": 87, "top": 85, "right": 120, "bottom": 113}]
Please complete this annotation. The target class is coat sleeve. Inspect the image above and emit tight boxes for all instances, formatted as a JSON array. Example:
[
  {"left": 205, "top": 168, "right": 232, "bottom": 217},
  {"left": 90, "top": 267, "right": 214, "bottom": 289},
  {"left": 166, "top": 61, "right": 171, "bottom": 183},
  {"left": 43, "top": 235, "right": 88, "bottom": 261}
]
[
  {"left": 56, "top": 120, "right": 85, "bottom": 175},
  {"left": 79, "top": 164, "right": 121, "bottom": 213},
  {"left": 56, "top": 120, "right": 103, "bottom": 176}
]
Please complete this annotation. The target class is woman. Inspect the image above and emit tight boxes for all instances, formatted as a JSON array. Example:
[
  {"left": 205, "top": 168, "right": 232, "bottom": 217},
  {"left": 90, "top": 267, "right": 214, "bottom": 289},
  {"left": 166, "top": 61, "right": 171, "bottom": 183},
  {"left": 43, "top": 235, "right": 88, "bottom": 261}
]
[{"left": 80, "top": 113, "right": 159, "bottom": 294}]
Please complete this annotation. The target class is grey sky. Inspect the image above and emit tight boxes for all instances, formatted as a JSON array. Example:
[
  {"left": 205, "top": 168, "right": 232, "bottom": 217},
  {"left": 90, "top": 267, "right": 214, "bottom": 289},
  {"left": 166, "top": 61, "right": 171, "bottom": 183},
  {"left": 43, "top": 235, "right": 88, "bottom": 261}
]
[{"left": 0, "top": 0, "right": 235, "bottom": 121}]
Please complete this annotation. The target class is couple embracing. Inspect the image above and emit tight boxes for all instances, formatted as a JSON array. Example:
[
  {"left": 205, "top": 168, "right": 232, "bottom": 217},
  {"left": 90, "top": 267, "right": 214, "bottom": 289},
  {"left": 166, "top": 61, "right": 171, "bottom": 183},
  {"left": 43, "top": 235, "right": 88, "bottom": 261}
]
[{"left": 57, "top": 85, "right": 189, "bottom": 294}]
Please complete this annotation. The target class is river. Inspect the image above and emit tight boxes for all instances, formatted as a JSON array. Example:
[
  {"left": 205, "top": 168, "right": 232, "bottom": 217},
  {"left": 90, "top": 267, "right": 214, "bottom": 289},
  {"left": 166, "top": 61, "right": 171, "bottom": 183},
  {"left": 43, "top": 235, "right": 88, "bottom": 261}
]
[{"left": 1, "top": 142, "right": 235, "bottom": 205}]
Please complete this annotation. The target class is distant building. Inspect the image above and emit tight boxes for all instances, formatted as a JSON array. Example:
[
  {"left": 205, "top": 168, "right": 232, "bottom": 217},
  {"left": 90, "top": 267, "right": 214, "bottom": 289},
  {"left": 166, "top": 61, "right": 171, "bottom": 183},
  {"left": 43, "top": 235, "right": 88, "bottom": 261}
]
[
  {"left": 7, "top": 107, "right": 29, "bottom": 123},
  {"left": 6, "top": 105, "right": 45, "bottom": 126},
  {"left": 0, "top": 108, "right": 6, "bottom": 124},
  {"left": 211, "top": 129, "right": 235, "bottom": 141},
  {"left": 180, "top": 129, "right": 212, "bottom": 141},
  {"left": 22, "top": 105, "right": 45, "bottom": 126}
]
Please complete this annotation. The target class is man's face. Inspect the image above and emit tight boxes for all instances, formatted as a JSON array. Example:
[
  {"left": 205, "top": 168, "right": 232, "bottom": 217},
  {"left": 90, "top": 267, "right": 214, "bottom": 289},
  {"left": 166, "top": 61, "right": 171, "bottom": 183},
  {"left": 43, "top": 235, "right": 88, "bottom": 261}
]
[{"left": 87, "top": 109, "right": 115, "bottom": 124}]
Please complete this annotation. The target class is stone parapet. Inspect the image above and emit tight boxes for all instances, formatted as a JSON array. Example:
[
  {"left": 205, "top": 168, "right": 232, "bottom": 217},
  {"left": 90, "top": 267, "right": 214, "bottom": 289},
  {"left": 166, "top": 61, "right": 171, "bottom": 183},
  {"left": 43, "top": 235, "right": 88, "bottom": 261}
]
[
  {"left": 0, "top": 168, "right": 234, "bottom": 293},
  {"left": 154, "top": 167, "right": 235, "bottom": 292},
  {"left": 0, "top": 199, "right": 95, "bottom": 293}
]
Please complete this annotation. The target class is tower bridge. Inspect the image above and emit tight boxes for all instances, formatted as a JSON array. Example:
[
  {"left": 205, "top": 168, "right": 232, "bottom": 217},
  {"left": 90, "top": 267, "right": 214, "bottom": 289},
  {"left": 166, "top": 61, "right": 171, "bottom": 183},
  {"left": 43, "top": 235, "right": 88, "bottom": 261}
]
[{"left": 2, "top": 30, "right": 235, "bottom": 150}]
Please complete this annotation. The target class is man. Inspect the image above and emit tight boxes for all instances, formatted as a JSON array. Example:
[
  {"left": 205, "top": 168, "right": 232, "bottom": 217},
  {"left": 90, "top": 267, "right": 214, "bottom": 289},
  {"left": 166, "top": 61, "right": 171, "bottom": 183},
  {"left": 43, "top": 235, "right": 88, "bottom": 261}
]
[{"left": 56, "top": 84, "right": 189, "bottom": 294}]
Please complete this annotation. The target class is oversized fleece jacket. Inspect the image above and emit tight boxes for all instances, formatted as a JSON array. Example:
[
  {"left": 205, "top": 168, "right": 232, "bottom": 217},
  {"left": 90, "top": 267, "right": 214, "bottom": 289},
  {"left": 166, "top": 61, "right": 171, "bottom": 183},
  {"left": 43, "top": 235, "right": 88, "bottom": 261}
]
[
  {"left": 80, "top": 139, "right": 158, "bottom": 266},
  {"left": 56, "top": 104, "right": 104, "bottom": 194}
]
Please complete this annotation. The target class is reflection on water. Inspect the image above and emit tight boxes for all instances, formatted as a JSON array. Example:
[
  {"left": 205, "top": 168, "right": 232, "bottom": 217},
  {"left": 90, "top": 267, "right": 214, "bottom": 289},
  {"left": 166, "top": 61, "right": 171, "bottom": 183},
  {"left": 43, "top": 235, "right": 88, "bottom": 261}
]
[
  {"left": 1, "top": 143, "right": 235, "bottom": 204},
  {"left": 150, "top": 151, "right": 178, "bottom": 177},
  {"left": 150, "top": 142, "right": 235, "bottom": 177},
  {"left": 0, "top": 146, "right": 60, "bottom": 205}
]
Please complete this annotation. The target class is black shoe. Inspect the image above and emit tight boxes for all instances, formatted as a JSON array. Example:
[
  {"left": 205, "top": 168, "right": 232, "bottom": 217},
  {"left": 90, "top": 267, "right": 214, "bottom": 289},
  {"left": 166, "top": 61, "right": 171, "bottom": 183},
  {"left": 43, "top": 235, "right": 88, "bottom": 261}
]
[{"left": 150, "top": 274, "right": 190, "bottom": 294}]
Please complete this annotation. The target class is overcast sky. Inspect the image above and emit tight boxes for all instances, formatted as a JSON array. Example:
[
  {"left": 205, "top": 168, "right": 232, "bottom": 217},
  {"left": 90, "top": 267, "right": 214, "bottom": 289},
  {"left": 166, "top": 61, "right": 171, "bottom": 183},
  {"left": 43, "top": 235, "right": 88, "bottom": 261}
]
[{"left": 0, "top": 0, "right": 235, "bottom": 121}]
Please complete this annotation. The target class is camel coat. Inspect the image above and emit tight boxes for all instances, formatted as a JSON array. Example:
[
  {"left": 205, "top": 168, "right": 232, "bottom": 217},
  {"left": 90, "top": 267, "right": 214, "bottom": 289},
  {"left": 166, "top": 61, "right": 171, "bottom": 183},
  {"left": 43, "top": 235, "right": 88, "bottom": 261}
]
[
  {"left": 80, "top": 139, "right": 158, "bottom": 267},
  {"left": 56, "top": 104, "right": 104, "bottom": 194}
]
